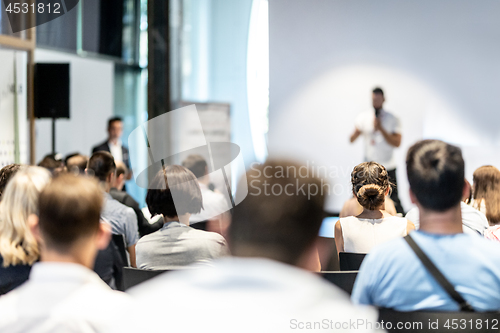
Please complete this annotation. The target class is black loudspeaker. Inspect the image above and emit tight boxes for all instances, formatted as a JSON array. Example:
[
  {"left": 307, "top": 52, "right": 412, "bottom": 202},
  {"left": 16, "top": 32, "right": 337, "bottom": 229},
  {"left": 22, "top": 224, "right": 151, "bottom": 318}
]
[{"left": 34, "top": 63, "right": 70, "bottom": 119}]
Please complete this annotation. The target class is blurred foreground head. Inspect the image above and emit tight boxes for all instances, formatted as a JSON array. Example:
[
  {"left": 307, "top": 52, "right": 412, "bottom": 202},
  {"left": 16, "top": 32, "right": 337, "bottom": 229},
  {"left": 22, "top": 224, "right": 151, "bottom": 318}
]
[
  {"left": 34, "top": 174, "right": 107, "bottom": 262},
  {"left": 0, "top": 166, "right": 51, "bottom": 266},
  {"left": 229, "top": 159, "right": 325, "bottom": 266}
]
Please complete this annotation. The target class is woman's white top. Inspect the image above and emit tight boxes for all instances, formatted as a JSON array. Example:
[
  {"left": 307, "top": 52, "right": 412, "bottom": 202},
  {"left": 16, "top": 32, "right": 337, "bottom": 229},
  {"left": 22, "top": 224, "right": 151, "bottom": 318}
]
[{"left": 340, "top": 215, "right": 408, "bottom": 253}]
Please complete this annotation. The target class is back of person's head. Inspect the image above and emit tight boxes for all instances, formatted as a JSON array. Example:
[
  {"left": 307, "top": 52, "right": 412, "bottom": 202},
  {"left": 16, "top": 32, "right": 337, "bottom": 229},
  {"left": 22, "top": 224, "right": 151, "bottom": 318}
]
[
  {"left": 351, "top": 162, "right": 390, "bottom": 211},
  {"left": 37, "top": 174, "right": 103, "bottom": 252},
  {"left": 113, "top": 161, "right": 128, "bottom": 190},
  {"left": 66, "top": 154, "right": 88, "bottom": 175},
  {"left": 0, "top": 164, "right": 21, "bottom": 200},
  {"left": 472, "top": 165, "right": 500, "bottom": 224},
  {"left": 182, "top": 155, "right": 208, "bottom": 179},
  {"left": 115, "top": 162, "right": 127, "bottom": 178},
  {"left": 0, "top": 167, "right": 51, "bottom": 266},
  {"left": 406, "top": 140, "right": 464, "bottom": 211},
  {"left": 38, "top": 154, "right": 65, "bottom": 175},
  {"left": 87, "top": 151, "right": 116, "bottom": 182},
  {"left": 146, "top": 165, "right": 203, "bottom": 218},
  {"left": 229, "top": 160, "right": 325, "bottom": 266}
]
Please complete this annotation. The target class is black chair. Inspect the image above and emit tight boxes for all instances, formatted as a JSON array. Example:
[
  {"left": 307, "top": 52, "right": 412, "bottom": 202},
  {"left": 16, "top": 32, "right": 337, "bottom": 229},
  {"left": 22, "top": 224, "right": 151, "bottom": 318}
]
[
  {"left": 111, "top": 234, "right": 129, "bottom": 267},
  {"left": 339, "top": 252, "right": 366, "bottom": 271},
  {"left": 122, "top": 267, "right": 170, "bottom": 291},
  {"left": 190, "top": 220, "right": 208, "bottom": 231},
  {"left": 317, "top": 236, "right": 339, "bottom": 271},
  {"left": 94, "top": 239, "right": 125, "bottom": 291},
  {"left": 320, "top": 271, "right": 358, "bottom": 295},
  {"left": 378, "top": 308, "right": 500, "bottom": 333}
]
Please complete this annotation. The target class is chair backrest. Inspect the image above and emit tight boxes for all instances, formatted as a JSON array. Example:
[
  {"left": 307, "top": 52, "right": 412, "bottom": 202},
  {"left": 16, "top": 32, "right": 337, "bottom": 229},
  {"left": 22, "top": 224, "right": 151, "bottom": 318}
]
[
  {"left": 317, "top": 236, "right": 339, "bottom": 271},
  {"left": 378, "top": 308, "right": 500, "bottom": 332},
  {"left": 320, "top": 271, "right": 358, "bottom": 295},
  {"left": 339, "top": 252, "right": 366, "bottom": 271},
  {"left": 122, "top": 267, "right": 169, "bottom": 291},
  {"left": 111, "top": 234, "right": 129, "bottom": 267}
]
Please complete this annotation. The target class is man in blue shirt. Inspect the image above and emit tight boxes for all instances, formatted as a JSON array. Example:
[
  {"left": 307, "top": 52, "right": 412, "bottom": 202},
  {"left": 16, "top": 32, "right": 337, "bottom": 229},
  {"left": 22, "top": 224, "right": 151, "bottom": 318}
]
[{"left": 352, "top": 139, "right": 500, "bottom": 311}]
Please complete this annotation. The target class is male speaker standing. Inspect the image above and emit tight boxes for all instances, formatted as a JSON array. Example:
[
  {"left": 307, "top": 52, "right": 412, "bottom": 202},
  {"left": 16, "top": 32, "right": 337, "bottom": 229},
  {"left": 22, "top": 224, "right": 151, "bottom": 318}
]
[
  {"left": 350, "top": 87, "right": 404, "bottom": 214},
  {"left": 92, "top": 117, "right": 131, "bottom": 178}
]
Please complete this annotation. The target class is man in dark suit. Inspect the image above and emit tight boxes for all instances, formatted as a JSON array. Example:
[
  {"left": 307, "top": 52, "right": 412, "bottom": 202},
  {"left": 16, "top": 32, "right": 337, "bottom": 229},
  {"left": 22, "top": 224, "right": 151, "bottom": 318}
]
[{"left": 92, "top": 117, "right": 131, "bottom": 173}]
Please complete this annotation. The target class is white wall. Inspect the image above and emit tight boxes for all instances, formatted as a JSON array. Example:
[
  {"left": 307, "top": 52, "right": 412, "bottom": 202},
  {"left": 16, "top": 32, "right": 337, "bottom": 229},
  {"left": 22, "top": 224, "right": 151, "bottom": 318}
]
[
  {"left": 0, "top": 50, "right": 28, "bottom": 166},
  {"left": 34, "top": 49, "right": 114, "bottom": 162},
  {"left": 269, "top": 0, "right": 500, "bottom": 213}
]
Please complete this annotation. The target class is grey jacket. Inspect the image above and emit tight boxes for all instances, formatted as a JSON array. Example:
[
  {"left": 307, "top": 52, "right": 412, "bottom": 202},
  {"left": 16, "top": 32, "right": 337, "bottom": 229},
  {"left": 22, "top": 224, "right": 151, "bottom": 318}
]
[{"left": 136, "top": 221, "right": 229, "bottom": 270}]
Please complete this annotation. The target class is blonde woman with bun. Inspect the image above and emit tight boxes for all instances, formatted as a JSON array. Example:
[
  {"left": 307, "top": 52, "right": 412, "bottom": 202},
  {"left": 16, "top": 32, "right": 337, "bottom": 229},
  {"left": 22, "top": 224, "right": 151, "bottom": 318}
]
[
  {"left": 335, "top": 162, "right": 414, "bottom": 254},
  {"left": 0, "top": 166, "right": 51, "bottom": 295}
]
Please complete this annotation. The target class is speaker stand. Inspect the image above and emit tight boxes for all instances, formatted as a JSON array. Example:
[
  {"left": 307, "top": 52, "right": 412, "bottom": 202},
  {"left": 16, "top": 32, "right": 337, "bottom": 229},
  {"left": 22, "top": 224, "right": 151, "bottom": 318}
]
[{"left": 51, "top": 117, "right": 56, "bottom": 155}]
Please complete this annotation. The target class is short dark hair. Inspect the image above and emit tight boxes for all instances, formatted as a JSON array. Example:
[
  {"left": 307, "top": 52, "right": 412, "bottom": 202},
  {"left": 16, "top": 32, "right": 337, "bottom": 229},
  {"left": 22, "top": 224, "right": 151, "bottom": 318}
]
[
  {"left": 38, "top": 155, "right": 64, "bottom": 173},
  {"left": 372, "top": 87, "right": 384, "bottom": 96},
  {"left": 108, "top": 117, "right": 123, "bottom": 129},
  {"left": 66, "top": 154, "right": 88, "bottom": 175},
  {"left": 406, "top": 140, "right": 464, "bottom": 211},
  {"left": 88, "top": 151, "right": 116, "bottom": 182},
  {"left": 115, "top": 162, "right": 127, "bottom": 178},
  {"left": 64, "top": 152, "right": 79, "bottom": 164},
  {"left": 38, "top": 174, "right": 103, "bottom": 252},
  {"left": 228, "top": 160, "right": 326, "bottom": 266},
  {"left": 182, "top": 155, "right": 207, "bottom": 179},
  {"left": 146, "top": 165, "right": 203, "bottom": 218},
  {"left": 0, "top": 164, "right": 21, "bottom": 199}
]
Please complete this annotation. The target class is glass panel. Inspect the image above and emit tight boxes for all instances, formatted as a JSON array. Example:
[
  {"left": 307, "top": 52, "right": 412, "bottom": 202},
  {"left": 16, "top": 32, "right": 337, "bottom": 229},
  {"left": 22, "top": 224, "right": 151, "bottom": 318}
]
[
  {"left": 122, "top": 0, "right": 139, "bottom": 62},
  {"left": 36, "top": 1, "right": 77, "bottom": 51},
  {"left": 114, "top": 64, "right": 148, "bottom": 207},
  {"left": 138, "top": 0, "right": 147, "bottom": 67},
  {"left": 0, "top": 0, "right": 27, "bottom": 39}
]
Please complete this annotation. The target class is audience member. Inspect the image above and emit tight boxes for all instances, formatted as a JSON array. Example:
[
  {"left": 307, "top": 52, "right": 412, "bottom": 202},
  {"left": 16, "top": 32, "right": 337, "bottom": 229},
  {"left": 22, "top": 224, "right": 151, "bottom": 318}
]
[
  {"left": 339, "top": 195, "right": 397, "bottom": 217},
  {"left": 405, "top": 178, "right": 489, "bottom": 235},
  {"left": 87, "top": 152, "right": 139, "bottom": 267},
  {"left": 129, "top": 160, "right": 378, "bottom": 332},
  {"left": 0, "top": 164, "right": 21, "bottom": 201},
  {"left": 335, "top": 162, "right": 414, "bottom": 254},
  {"left": 471, "top": 166, "right": 500, "bottom": 241},
  {"left": 182, "top": 154, "right": 230, "bottom": 234},
  {"left": 66, "top": 154, "right": 88, "bottom": 174},
  {"left": 0, "top": 167, "right": 51, "bottom": 295},
  {"left": 0, "top": 174, "right": 136, "bottom": 332},
  {"left": 110, "top": 161, "right": 162, "bottom": 237},
  {"left": 352, "top": 140, "right": 500, "bottom": 311},
  {"left": 135, "top": 165, "right": 228, "bottom": 270},
  {"left": 37, "top": 154, "right": 65, "bottom": 175}
]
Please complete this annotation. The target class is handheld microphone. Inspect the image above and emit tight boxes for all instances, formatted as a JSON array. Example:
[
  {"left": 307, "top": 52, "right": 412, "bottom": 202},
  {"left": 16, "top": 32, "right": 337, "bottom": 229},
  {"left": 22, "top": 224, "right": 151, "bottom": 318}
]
[{"left": 375, "top": 108, "right": 380, "bottom": 118}]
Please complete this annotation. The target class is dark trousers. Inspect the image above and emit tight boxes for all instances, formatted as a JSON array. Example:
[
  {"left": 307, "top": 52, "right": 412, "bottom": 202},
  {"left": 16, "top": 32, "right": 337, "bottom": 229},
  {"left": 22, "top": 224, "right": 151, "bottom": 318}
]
[{"left": 387, "top": 168, "right": 404, "bottom": 215}]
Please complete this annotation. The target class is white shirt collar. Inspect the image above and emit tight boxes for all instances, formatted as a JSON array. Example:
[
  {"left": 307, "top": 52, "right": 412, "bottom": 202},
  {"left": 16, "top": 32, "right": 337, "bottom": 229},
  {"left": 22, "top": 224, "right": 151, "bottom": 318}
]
[
  {"left": 162, "top": 221, "right": 189, "bottom": 230},
  {"left": 29, "top": 262, "right": 103, "bottom": 284},
  {"left": 108, "top": 139, "right": 122, "bottom": 147}
]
